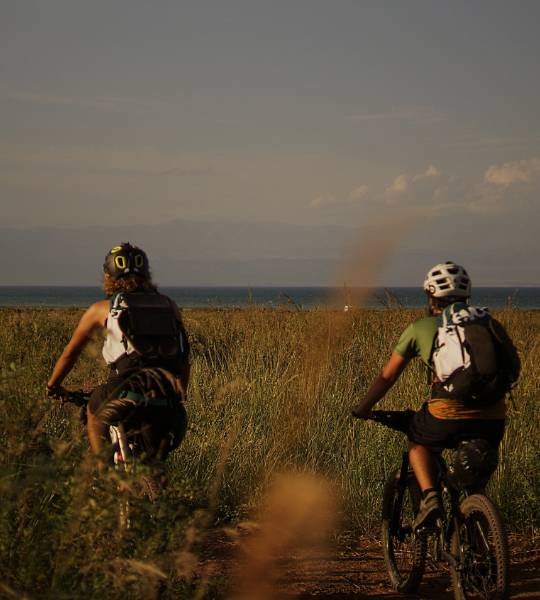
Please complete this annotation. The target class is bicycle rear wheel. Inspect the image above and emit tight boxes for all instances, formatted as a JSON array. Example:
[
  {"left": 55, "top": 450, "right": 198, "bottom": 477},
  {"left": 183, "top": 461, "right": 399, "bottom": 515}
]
[
  {"left": 451, "top": 494, "right": 509, "bottom": 600},
  {"left": 381, "top": 469, "right": 427, "bottom": 593}
]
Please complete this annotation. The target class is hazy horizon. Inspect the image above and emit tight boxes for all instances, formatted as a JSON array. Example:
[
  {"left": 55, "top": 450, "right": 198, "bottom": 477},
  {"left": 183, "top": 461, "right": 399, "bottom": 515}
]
[
  {"left": 0, "top": 215, "right": 537, "bottom": 286},
  {"left": 2, "top": 1, "right": 539, "bottom": 286}
]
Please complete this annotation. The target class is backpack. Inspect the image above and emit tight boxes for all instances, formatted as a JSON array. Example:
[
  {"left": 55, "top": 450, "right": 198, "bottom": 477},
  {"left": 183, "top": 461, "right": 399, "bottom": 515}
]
[
  {"left": 431, "top": 303, "right": 513, "bottom": 406},
  {"left": 111, "top": 290, "right": 187, "bottom": 365}
]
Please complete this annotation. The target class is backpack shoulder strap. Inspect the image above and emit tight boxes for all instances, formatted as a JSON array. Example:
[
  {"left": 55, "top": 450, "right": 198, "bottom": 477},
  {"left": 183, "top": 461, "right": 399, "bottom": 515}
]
[
  {"left": 108, "top": 291, "right": 125, "bottom": 311},
  {"left": 488, "top": 318, "right": 521, "bottom": 382},
  {"left": 441, "top": 306, "right": 451, "bottom": 328}
]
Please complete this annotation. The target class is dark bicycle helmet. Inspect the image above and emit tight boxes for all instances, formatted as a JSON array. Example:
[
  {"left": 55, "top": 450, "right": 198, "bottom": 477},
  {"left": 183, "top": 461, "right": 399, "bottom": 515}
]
[
  {"left": 103, "top": 242, "right": 150, "bottom": 280},
  {"left": 447, "top": 439, "right": 498, "bottom": 490}
]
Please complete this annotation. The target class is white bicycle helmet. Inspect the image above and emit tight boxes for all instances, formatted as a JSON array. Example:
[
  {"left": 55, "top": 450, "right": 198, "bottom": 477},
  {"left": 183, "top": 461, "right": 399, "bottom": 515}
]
[{"left": 423, "top": 261, "right": 471, "bottom": 298}]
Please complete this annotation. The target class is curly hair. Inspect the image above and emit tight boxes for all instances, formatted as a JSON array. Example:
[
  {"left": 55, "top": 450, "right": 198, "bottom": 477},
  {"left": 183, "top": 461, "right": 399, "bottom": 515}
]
[{"left": 103, "top": 273, "right": 157, "bottom": 296}]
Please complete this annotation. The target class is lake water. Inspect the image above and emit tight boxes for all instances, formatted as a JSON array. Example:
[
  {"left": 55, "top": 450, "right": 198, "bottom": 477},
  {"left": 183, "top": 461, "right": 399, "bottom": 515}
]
[{"left": 0, "top": 286, "right": 538, "bottom": 309}]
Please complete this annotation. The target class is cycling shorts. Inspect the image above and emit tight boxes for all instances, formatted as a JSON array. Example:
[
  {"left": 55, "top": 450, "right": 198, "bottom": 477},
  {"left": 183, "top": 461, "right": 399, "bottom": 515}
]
[
  {"left": 88, "top": 374, "right": 127, "bottom": 415},
  {"left": 407, "top": 403, "right": 505, "bottom": 452}
]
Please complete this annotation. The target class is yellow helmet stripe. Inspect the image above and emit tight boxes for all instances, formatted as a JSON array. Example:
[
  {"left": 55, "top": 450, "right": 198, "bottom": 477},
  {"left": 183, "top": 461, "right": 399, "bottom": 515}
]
[{"left": 114, "top": 255, "right": 127, "bottom": 270}]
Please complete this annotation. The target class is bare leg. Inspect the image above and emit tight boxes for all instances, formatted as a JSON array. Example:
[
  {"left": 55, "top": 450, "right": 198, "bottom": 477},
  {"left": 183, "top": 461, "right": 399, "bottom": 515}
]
[
  {"left": 87, "top": 409, "right": 107, "bottom": 454},
  {"left": 408, "top": 442, "right": 438, "bottom": 491}
]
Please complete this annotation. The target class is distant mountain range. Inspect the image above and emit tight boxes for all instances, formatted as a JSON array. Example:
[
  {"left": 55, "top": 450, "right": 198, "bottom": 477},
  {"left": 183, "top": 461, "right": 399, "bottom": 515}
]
[
  {"left": 0, "top": 218, "right": 350, "bottom": 285},
  {"left": 1, "top": 216, "right": 537, "bottom": 286}
]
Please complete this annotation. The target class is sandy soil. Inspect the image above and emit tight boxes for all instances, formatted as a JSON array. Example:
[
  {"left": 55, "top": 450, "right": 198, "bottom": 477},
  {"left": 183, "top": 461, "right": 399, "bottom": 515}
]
[{"left": 197, "top": 531, "right": 540, "bottom": 599}]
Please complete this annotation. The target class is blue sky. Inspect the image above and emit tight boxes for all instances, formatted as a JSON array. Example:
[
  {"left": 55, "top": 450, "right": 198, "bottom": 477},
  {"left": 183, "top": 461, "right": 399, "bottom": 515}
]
[{"left": 1, "top": 1, "right": 539, "bottom": 284}]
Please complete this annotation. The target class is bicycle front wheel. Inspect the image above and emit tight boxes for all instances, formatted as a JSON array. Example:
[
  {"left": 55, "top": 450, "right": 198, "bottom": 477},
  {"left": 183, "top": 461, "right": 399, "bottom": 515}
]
[
  {"left": 451, "top": 494, "right": 509, "bottom": 600},
  {"left": 381, "top": 469, "right": 427, "bottom": 593}
]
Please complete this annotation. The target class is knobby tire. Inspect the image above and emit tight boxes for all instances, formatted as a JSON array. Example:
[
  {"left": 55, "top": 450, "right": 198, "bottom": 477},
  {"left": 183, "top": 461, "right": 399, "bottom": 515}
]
[
  {"left": 451, "top": 494, "right": 509, "bottom": 600},
  {"left": 381, "top": 469, "right": 427, "bottom": 593},
  {"left": 139, "top": 473, "right": 161, "bottom": 503}
]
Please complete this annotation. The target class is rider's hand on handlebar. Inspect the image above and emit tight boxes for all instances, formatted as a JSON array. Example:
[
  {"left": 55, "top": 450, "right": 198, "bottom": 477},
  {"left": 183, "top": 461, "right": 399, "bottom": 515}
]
[
  {"left": 46, "top": 384, "right": 66, "bottom": 400},
  {"left": 351, "top": 402, "right": 373, "bottom": 419}
]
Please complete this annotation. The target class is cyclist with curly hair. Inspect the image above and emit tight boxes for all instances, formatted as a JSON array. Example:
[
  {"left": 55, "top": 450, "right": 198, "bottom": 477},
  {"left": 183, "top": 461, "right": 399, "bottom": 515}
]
[
  {"left": 47, "top": 242, "right": 190, "bottom": 458},
  {"left": 352, "top": 262, "right": 520, "bottom": 528}
]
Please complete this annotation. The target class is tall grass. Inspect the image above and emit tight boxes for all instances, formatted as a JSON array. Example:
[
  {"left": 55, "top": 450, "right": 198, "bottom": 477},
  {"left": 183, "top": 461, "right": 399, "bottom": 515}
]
[{"left": 1, "top": 306, "right": 538, "bottom": 597}]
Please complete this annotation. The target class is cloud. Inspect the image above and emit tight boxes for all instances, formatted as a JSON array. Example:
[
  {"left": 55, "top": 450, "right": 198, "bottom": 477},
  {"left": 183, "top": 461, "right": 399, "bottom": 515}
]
[
  {"left": 315, "top": 159, "right": 538, "bottom": 220},
  {"left": 414, "top": 164, "right": 440, "bottom": 181},
  {"left": 314, "top": 160, "right": 538, "bottom": 219},
  {"left": 387, "top": 162, "right": 539, "bottom": 216},
  {"left": 311, "top": 195, "right": 338, "bottom": 208},
  {"left": 311, "top": 184, "right": 369, "bottom": 209},
  {"left": 468, "top": 164, "right": 540, "bottom": 214},
  {"left": 346, "top": 107, "right": 445, "bottom": 124},
  {"left": 348, "top": 185, "right": 369, "bottom": 201},
  {"left": 383, "top": 166, "right": 486, "bottom": 216},
  {"left": 465, "top": 189, "right": 505, "bottom": 214},
  {"left": 484, "top": 157, "right": 540, "bottom": 186},
  {"left": 386, "top": 174, "right": 409, "bottom": 194},
  {"left": 386, "top": 165, "right": 440, "bottom": 194}
]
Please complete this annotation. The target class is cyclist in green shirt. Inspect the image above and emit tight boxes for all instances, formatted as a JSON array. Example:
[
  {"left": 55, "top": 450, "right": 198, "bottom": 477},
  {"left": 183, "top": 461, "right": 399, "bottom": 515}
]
[{"left": 352, "top": 262, "right": 520, "bottom": 528}]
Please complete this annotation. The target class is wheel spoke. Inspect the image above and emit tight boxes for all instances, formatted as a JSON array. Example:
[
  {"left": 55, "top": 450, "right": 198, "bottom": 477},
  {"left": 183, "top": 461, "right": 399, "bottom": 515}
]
[
  {"left": 473, "top": 518, "right": 491, "bottom": 555},
  {"left": 451, "top": 494, "right": 508, "bottom": 599},
  {"left": 382, "top": 471, "right": 426, "bottom": 593}
]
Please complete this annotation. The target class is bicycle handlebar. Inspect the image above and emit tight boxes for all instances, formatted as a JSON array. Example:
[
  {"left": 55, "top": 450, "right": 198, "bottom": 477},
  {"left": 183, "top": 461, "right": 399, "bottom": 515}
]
[
  {"left": 57, "top": 389, "right": 91, "bottom": 407},
  {"left": 364, "top": 409, "right": 415, "bottom": 434}
]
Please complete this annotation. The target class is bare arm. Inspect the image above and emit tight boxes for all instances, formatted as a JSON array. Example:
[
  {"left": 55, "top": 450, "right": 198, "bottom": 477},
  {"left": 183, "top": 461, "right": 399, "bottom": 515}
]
[
  {"left": 47, "top": 301, "right": 108, "bottom": 390},
  {"left": 352, "top": 352, "right": 409, "bottom": 418}
]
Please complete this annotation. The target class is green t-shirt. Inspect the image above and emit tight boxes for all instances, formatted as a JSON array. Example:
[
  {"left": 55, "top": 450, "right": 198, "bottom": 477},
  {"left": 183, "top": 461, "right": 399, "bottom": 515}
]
[
  {"left": 393, "top": 315, "right": 439, "bottom": 367},
  {"left": 393, "top": 313, "right": 508, "bottom": 420}
]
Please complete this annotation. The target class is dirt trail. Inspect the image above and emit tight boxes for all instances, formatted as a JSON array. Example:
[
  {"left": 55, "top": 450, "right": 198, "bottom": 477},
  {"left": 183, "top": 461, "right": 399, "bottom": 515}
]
[{"left": 198, "top": 532, "right": 540, "bottom": 599}]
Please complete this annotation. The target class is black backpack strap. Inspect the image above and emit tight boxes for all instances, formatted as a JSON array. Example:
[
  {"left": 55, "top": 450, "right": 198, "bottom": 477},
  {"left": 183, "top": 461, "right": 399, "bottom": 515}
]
[
  {"left": 165, "top": 295, "right": 190, "bottom": 357},
  {"left": 488, "top": 319, "right": 521, "bottom": 383}
]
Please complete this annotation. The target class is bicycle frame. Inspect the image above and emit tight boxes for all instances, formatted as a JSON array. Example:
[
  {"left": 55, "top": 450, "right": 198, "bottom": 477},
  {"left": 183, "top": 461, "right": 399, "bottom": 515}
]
[
  {"left": 110, "top": 423, "right": 133, "bottom": 468},
  {"left": 388, "top": 453, "right": 411, "bottom": 541},
  {"left": 368, "top": 410, "right": 509, "bottom": 598},
  {"left": 109, "top": 423, "right": 135, "bottom": 528},
  {"left": 392, "top": 449, "right": 463, "bottom": 567},
  {"left": 58, "top": 390, "right": 145, "bottom": 530}
]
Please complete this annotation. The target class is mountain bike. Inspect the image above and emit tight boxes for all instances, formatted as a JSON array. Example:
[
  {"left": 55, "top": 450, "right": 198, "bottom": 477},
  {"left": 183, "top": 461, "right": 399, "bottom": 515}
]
[
  {"left": 58, "top": 389, "right": 165, "bottom": 528},
  {"left": 358, "top": 409, "right": 509, "bottom": 600}
]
